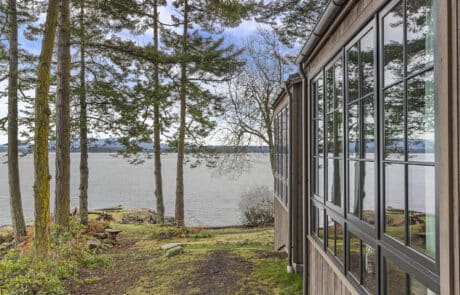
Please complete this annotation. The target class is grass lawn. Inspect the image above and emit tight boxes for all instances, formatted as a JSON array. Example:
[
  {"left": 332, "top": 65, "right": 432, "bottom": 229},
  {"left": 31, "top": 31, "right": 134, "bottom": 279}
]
[{"left": 67, "top": 221, "right": 302, "bottom": 295}]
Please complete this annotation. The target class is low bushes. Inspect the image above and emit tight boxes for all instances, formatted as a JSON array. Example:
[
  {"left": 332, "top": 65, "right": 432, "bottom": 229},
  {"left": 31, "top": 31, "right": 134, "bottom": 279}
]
[{"left": 239, "top": 186, "right": 274, "bottom": 226}]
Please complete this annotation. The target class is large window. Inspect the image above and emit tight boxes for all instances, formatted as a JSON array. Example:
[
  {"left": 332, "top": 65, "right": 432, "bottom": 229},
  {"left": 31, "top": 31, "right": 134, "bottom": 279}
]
[
  {"left": 275, "top": 105, "right": 289, "bottom": 206},
  {"left": 309, "top": 0, "right": 437, "bottom": 294}
]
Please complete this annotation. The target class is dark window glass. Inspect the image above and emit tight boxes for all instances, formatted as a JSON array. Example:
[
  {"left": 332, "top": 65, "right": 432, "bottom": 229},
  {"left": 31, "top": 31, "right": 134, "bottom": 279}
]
[
  {"left": 348, "top": 44, "right": 359, "bottom": 101},
  {"left": 327, "top": 67, "right": 334, "bottom": 112},
  {"left": 318, "top": 118, "right": 324, "bottom": 155},
  {"left": 336, "top": 111, "right": 344, "bottom": 156},
  {"left": 318, "top": 208, "right": 324, "bottom": 240},
  {"left": 318, "top": 76, "right": 324, "bottom": 117},
  {"left": 383, "top": 2, "right": 404, "bottom": 86},
  {"left": 407, "top": 71, "right": 435, "bottom": 162},
  {"left": 327, "top": 114, "right": 335, "bottom": 157},
  {"left": 336, "top": 222, "right": 345, "bottom": 264},
  {"left": 410, "top": 277, "right": 437, "bottom": 295},
  {"left": 349, "top": 232, "right": 361, "bottom": 281},
  {"left": 335, "top": 59, "right": 344, "bottom": 110},
  {"left": 327, "top": 216, "right": 335, "bottom": 253},
  {"left": 409, "top": 165, "right": 436, "bottom": 258},
  {"left": 384, "top": 83, "right": 405, "bottom": 160},
  {"left": 385, "top": 163, "right": 406, "bottom": 242},
  {"left": 362, "top": 242, "right": 377, "bottom": 294},
  {"left": 363, "top": 95, "right": 375, "bottom": 159},
  {"left": 318, "top": 158, "right": 325, "bottom": 198},
  {"left": 361, "top": 29, "right": 375, "bottom": 96},
  {"left": 348, "top": 102, "right": 360, "bottom": 158},
  {"left": 386, "top": 258, "right": 406, "bottom": 295},
  {"left": 406, "top": 0, "right": 434, "bottom": 73},
  {"left": 327, "top": 159, "right": 335, "bottom": 203},
  {"left": 362, "top": 161, "right": 376, "bottom": 225},
  {"left": 349, "top": 160, "right": 360, "bottom": 216}
]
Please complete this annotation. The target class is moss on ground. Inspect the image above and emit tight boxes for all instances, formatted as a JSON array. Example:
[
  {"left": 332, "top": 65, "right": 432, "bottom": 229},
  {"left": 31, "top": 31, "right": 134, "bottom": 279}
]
[{"left": 71, "top": 219, "right": 302, "bottom": 295}]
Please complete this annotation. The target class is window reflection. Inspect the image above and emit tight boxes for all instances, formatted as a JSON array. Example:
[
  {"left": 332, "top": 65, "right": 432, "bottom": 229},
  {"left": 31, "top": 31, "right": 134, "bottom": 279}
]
[
  {"left": 408, "top": 71, "right": 435, "bottom": 162},
  {"left": 327, "top": 216, "right": 335, "bottom": 253},
  {"left": 349, "top": 233, "right": 361, "bottom": 280},
  {"left": 362, "top": 242, "right": 377, "bottom": 294},
  {"left": 410, "top": 277, "right": 437, "bottom": 295},
  {"left": 363, "top": 96, "right": 375, "bottom": 159},
  {"left": 406, "top": 0, "right": 434, "bottom": 73},
  {"left": 348, "top": 103, "right": 360, "bottom": 158},
  {"left": 361, "top": 30, "right": 375, "bottom": 96},
  {"left": 386, "top": 258, "right": 406, "bottom": 295},
  {"left": 335, "top": 59, "right": 344, "bottom": 109},
  {"left": 349, "top": 160, "right": 359, "bottom": 217},
  {"left": 385, "top": 163, "right": 405, "bottom": 242},
  {"left": 336, "top": 112, "right": 344, "bottom": 156},
  {"left": 328, "top": 114, "right": 334, "bottom": 157},
  {"left": 362, "top": 162, "right": 375, "bottom": 225},
  {"left": 327, "top": 67, "right": 334, "bottom": 112},
  {"left": 383, "top": 2, "right": 404, "bottom": 86},
  {"left": 384, "top": 83, "right": 405, "bottom": 160},
  {"left": 348, "top": 44, "right": 359, "bottom": 101},
  {"left": 336, "top": 223, "right": 344, "bottom": 264},
  {"left": 409, "top": 165, "right": 436, "bottom": 258}
]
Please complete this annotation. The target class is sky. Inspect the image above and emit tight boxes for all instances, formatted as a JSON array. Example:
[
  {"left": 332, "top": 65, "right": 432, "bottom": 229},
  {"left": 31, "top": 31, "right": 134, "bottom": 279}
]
[{"left": 0, "top": 3, "right": 271, "bottom": 145}]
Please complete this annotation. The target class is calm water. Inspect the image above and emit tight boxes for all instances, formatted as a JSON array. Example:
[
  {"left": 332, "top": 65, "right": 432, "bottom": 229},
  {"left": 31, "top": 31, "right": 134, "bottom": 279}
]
[{"left": 0, "top": 153, "right": 273, "bottom": 227}]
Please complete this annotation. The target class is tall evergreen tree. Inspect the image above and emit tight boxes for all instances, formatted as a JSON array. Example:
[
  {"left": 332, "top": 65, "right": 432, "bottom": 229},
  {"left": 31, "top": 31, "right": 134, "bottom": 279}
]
[
  {"left": 33, "top": 0, "right": 59, "bottom": 258},
  {"left": 168, "top": 0, "right": 252, "bottom": 226},
  {"left": 54, "top": 0, "right": 71, "bottom": 231},
  {"left": 7, "top": 0, "right": 27, "bottom": 239},
  {"left": 256, "top": 0, "right": 327, "bottom": 48}
]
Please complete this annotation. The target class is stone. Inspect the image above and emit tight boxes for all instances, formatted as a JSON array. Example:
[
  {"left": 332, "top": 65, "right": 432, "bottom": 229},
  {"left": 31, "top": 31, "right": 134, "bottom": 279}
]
[
  {"left": 165, "top": 246, "right": 184, "bottom": 257},
  {"left": 160, "top": 243, "right": 185, "bottom": 250},
  {"left": 0, "top": 232, "right": 13, "bottom": 244},
  {"left": 87, "top": 240, "right": 99, "bottom": 250}
]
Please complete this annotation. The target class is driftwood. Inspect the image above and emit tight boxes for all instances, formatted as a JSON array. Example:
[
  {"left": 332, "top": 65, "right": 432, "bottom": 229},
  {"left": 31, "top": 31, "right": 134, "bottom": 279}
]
[{"left": 94, "top": 205, "right": 123, "bottom": 212}]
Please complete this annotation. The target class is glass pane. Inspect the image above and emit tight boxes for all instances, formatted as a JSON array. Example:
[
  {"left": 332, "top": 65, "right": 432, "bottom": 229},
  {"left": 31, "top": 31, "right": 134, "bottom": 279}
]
[
  {"left": 327, "top": 158, "right": 334, "bottom": 203},
  {"left": 327, "top": 114, "right": 334, "bottom": 157},
  {"left": 349, "top": 160, "right": 360, "bottom": 216},
  {"left": 362, "top": 161, "right": 376, "bottom": 225},
  {"left": 327, "top": 67, "right": 334, "bottom": 112},
  {"left": 406, "top": 0, "right": 434, "bottom": 73},
  {"left": 336, "top": 223, "right": 345, "bottom": 264},
  {"left": 327, "top": 216, "right": 335, "bottom": 253},
  {"left": 330, "top": 159, "right": 344, "bottom": 207},
  {"left": 386, "top": 259, "right": 406, "bottom": 295},
  {"left": 312, "top": 207, "right": 318, "bottom": 235},
  {"left": 409, "top": 165, "right": 436, "bottom": 258},
  {"left": 318, "top": 76, "right": 324, "bottom": 117},
  {"left": 384, "top": 83, "right": 405, "bottom": 160},
  {"left": 335, "top": 58, "right": 344, "bottom": 109},
  {"left": 318, "top": 157, "right": 325, "bottom": 198},
  {"left": 348, "top": 102, "right": 360, "bottom": 158},
  {"left": 318, "top": 208, "right": 325, "bottom": 240},
  {"left": 336, "top": 111, "right": 344, "bottom": 156},
  {"left": 347, "top": 44, "right": 359, "bottom": 101},
  {"left": 363, "top": 95, "right": 375, "bottom": 159},
  {"left": 408, "top": 71, "right": 435, "bottom": 162},
  {"left": 410, "top": 277, "right": 437, "bottom": 295},
  {"left": 349, "top": 232, "right": 361, "bottom": 281},
  {"left": 383, "top": 2, "right": 404, "bottom": 86},
  {"left": 385, "top": 163, "right": 405, "bottom": 242},
  {"left": 362, "top": 243, "right": 377, "bottom": 294},
  {"left": 361, "top": 29, "right": 375, "bottom": 96},
  {"left": 318, "top": 117, "right": 324, "bottom": 155}
]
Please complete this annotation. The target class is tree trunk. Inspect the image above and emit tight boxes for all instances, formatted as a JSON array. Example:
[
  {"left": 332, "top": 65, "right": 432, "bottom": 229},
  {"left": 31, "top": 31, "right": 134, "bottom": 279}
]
[
  {"left": 79, "top": 0, "right": 89, "bottom": 226},
  {"left": 54, "top": 0, "right": 71, "bottom": 232},
  {"left": 33, "top": 0, "right": 59, "bottom": 258},
  {"left": 153, "top": 0, "right": 165, "bottom": 223},
  {"left": 175, "top": 0, "right": 189, "bottom": 227},
  {"left": 7, "top": 0, "right": 26, "bottom": 239}
]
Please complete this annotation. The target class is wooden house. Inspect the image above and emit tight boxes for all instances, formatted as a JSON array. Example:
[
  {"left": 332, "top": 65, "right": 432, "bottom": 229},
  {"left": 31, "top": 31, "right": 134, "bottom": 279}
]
[
  {"left": 273, "top": 74, "right": 303, "bottom": 273},
  {"left": 274, "top": 0, "right": 460, "bottom": 294}
]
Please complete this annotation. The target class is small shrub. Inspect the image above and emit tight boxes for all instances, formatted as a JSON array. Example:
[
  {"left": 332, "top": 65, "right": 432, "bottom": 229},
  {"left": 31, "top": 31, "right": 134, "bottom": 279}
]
[{"left": 239, "top": 186, "right": 274, "bottom": 226}]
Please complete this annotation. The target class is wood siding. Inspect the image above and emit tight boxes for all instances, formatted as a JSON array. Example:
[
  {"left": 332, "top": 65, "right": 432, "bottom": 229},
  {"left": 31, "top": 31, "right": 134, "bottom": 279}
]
[
  {"left": 274, "top": 197, "right": 289, "bottom": 251},
  {"left": 308, "top": 238, "right": 358, "bottom": 295}
]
